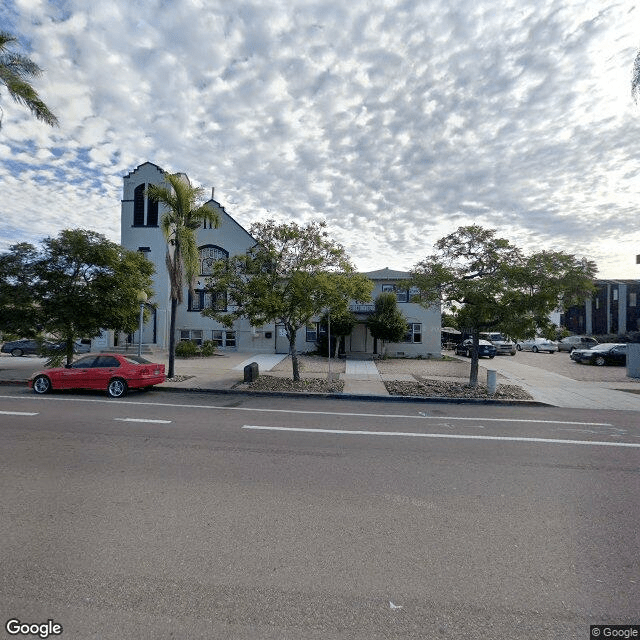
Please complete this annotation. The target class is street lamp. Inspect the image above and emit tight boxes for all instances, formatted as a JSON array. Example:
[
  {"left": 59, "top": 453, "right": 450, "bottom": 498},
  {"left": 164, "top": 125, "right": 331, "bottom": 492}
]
[{"left": 137, "top": 291, "right": 148, "bottom": 357}]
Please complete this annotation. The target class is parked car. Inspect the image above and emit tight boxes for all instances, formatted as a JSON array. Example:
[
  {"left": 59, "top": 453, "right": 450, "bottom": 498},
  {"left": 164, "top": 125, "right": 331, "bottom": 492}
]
[
  {"left": 29, "top": 353, "right": 166, "bottom": 398},
  {"left": 557, "top": 335, "right": 598, "bottom": 352},
  {"left": 516, "top": 337, "right": 558, "bottom": 353},
  {"left": 1, "top": 339, "right": 44, "bottom": 356},
  {"left": 570, "top": 343, "right": 627, "bottom": 366},
  {"left": 455, "top": 339, "right": 496, "bottom": 359},
  {"left": 480, "top": 332, "right": 516, "bottom": 355},
  {"left": 1, "top": 338, "right": 91, "bottom": 357}
]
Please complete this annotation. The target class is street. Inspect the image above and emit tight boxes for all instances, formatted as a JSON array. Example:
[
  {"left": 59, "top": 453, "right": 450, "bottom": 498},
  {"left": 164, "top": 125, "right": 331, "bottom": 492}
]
[{"left": 1, "top": 388, "right": 639, "bottom": 639}]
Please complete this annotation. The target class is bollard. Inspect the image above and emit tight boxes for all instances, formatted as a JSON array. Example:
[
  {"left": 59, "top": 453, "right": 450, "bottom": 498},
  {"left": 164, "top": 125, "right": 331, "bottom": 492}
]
[
  {"left": 244, "top": 362, "right": 259, "bottom": 383},
  {"left": 487, "top": 369, "right": 497, "bottom": 395}
]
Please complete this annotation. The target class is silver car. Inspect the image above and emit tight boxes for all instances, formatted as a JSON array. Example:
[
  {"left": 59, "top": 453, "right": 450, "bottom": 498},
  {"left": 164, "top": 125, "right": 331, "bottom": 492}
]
[{"left": 516, "top": 337, "right": 558, "bottom": 353}]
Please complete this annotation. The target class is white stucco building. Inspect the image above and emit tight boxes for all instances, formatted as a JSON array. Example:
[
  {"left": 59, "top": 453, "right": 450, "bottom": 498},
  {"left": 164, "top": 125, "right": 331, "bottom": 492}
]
[{"left": 120, "top": 162, "right": 441, "bottom": 357}]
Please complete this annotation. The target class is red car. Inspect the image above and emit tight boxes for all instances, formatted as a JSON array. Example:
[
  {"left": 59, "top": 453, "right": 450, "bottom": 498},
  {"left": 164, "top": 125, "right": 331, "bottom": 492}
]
[{"left": 29, "top": 354, "right": 166, "bottom": 398}]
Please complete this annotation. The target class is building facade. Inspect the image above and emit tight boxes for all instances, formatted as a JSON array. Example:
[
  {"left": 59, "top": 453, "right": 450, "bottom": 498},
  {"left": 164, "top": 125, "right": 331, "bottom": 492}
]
[
  {"left": 562, "top": 279, "right": 640, "bottom": 335},
  {"left": 120, "top": 162, "right": 441, "bottom": 356}
]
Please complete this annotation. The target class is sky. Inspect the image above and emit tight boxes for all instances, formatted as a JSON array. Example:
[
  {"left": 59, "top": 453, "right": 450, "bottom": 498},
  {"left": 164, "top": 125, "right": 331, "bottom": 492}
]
[{"left": 1, "top": 0, "right": 639, "bottom": 278}]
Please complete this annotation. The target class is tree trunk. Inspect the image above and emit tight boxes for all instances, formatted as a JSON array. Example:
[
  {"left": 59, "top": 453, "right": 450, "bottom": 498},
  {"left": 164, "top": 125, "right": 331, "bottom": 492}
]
[
  {"left": 288, "top": 329, "right": 300, "bottom": 381},
  {"left": 65, "top": 333, "right": 74, "bottom": 366},
  {"left": 469, "top": 330, "right": 479, "bottom": 387},
  {"left": 168, "top": 297, "right": 178, "bottom": 379}
]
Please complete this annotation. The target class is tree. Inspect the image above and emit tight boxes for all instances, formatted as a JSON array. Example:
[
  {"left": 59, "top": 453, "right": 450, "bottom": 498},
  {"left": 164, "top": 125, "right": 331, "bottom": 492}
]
[
  {"left": 317, "top": 307, "right": 357, "bottom": 358},
  {"left": 0, "top": 31, "right": 58, "bottom": 129},
  {"left": 146, "top": 172, "right": 221, "bottom": 378},
  {"left": 0, "top": 229, "right": 155, "bottom": 364},
  {"left": 633, "top": 49, "right": 640, "bottom": 103},
  {"left": 410, "top": 225, "right": 596, "bottom": 386},
  {"left": 367, "top": 292, "right": 408, "bottom": 356},
  {"left": 204, "top": 219, "right": 373, "bottom": 381}
]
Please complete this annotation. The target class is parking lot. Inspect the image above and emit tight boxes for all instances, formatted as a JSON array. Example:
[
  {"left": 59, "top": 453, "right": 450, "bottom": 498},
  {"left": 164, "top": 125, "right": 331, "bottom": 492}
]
[{"left": 491, "top": 348, "right": 634, "bottom": 384}]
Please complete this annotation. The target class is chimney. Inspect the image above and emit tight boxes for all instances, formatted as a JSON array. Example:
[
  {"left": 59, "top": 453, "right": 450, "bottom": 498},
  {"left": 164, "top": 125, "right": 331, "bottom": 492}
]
[{"left": 211, "top": 187, "right": 215, "bottom": 201}]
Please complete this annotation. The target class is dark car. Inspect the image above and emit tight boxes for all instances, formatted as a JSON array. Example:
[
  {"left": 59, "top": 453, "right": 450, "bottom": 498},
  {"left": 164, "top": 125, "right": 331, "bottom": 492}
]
[
  {"left": 1, "top": 338, "right": 90, "bottom": 357},
  {"left": 455, "top": 339, "right": 496, "bottom": 359},
  {"left": 570, "top": 343, "right": 627, "bottom": 366},
  {"left": 1, "top": 339, "right": 48, "bottom": 357},
  {"left": 557, "top": 335, "right": 598, "bottom": 352}
]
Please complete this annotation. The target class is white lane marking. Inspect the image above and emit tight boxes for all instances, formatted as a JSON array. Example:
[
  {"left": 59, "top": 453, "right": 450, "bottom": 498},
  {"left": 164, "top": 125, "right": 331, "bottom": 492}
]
[
  {"left": 0, "top": 410, "right": 39, "bottom": 416},
  {"left": 242, "top": 425, "right": 640, "bottom": 449},
  {"left": 114, "top": 418, "right": 172, "bottom": 424},
  {"left": 0, "top": 395, "right": 614, "bottom": 427}
]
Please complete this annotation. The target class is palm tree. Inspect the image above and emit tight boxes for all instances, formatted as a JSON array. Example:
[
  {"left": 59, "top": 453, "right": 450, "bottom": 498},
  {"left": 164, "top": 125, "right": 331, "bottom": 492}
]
[
  {"left": 0, "top": 31, "right": 58, "bottom": 129},
  {"left": 147, "top": 173, "right": 220, "bottom": 378}
]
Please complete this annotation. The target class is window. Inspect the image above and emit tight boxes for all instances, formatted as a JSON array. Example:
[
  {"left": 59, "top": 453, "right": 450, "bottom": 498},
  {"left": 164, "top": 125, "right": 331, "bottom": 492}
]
[
  {"left": 630, "top": 293, "right": 637, "bottom": 308},
  {"left": 147, "top": 197, "right": 158, "bottom": 226},
  {"left": 212, "top": 330, "right": 236, "bottom": 348},
  {"left": 94, "top": 356, "right": 120, "bottom": 368},
  {"left": 133, "top": 184, "right": 145, "bottom": 226},
  {"left": 306, "top": 323, "right": 318, "bottom": 342},
  {"left": 199, "top": 245, "right": 228, "bottom": 275},
  {"left": 382, "top": 283, "right": 408, "bottom": 302},
  {"left": 613, "top": 288, "right": 618, "bottom": 301},
  {"left": 179, "top": 330, "right": 203, "bottom": 345},
  {"left": 188, "top": 290, "right": 227, "bottom": 312},
  {"left": 403, "top": 323, "right": 422, "bottom": 343}
]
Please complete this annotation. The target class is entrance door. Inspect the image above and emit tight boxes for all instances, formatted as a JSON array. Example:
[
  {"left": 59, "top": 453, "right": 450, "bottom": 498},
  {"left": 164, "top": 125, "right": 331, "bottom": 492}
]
[
  {"left": 350, "top": 323, "right": 368, "bottom": 353},
  {"left": 275, "top": 325, "right": 289, "bottom": 354}
]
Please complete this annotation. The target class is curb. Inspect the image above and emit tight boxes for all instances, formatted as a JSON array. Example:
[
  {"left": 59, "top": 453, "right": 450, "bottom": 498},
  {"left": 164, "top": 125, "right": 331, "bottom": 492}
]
[{"left": 0, "top": 378, "right": 550, "bottom": 406}]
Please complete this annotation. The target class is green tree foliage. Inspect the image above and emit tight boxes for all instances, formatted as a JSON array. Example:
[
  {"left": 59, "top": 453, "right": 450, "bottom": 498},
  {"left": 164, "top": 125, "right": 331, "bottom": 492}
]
[
  {"left": 204, "top": 219, "right": 373, "bottom": 381},
  {"left": 410, "top": 225, "right": 596, "bottom": 386},
  {"left": 0, "top": 31, "right": 58, "bottom": 129},
  {"left": 0, "top": 229, "right": 155, "bottom": 364},
  {"left": 317, "top": 308, "right": 357, "bottom": 357},
  {"left": 366, "top": 292, "right": 408, "bottom": 355},
  {"left": 146, "top": 172, "right": 220, "bottom": 378}
]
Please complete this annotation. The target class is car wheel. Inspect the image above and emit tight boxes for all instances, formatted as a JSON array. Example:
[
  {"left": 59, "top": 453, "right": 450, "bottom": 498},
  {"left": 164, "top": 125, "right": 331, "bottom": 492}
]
[
  {"left": 510, "top": 351, "right": 516, "bottom": 356},
  {"left": 594, "top": 356, "right": 606, "bottom": 366},
  {"left": 10, "top": 348, "right": 23, "bottom": 357},
  {"left": 107, "top": 378, "right": 128, "bottom": 398},
  {"left": 489, "top": 355, "right": 495, "bottom": 359},
  {"left": 32, "top": 375, "right": 51, "bottom": 394},
  {"left": 516, "top": 344, "right": 522, "bottom": 351},
  {"left": 532, "top": 346, "right": 539, "bottom": 353}
]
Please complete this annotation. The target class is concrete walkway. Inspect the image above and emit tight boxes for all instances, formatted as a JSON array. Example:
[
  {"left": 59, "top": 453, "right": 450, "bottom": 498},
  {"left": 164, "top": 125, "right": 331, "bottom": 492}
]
[
  {"left": 481, "top": 358, "right": 640, "bottom": 411},
  {"left": 343, "top": 358, "right": 389, "bottom": 396}
]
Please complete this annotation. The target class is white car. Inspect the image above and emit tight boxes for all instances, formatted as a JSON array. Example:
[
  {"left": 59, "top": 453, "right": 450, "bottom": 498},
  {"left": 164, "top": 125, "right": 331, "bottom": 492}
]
[{"left": 516, "top": 337, "right": 557, "bottom": 353}]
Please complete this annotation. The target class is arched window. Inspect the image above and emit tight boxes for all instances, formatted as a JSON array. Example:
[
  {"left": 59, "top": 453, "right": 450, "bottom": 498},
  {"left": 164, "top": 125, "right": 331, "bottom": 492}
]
[
  {"left": 199, "top": 245, "right": 228, "bottom": 275},
  {"left": 133, "top": 184, "right": 145, "bottom": 226}
]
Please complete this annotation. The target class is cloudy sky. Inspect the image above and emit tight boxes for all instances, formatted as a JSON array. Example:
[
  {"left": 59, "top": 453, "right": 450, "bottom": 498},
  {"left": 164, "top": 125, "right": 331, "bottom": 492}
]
[{"left": 1, "top": 0, "right": 639, "bottom": 277}]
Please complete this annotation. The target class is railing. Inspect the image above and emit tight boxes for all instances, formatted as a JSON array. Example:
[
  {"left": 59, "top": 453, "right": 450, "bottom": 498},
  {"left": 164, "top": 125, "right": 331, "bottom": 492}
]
[{"left": 350, "top": 304, "right": 375, "bottom": 313}]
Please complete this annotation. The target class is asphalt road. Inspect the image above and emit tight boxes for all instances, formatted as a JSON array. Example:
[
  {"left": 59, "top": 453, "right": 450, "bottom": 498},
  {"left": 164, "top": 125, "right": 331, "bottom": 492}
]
[{"left": 1, "top": 388, "right": 639, "bottom": 639}]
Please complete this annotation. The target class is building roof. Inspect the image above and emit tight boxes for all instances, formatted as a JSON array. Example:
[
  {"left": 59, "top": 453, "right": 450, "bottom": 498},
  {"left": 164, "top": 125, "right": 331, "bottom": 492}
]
[{"left": 361, "top": 267, "right": 410, "bottom": 280}]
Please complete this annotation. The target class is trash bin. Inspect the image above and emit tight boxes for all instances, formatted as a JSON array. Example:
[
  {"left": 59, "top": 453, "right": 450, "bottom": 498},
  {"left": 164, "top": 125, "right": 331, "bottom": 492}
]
[{"left": 244, "top": 362, "right": 259, "bottom": 383}]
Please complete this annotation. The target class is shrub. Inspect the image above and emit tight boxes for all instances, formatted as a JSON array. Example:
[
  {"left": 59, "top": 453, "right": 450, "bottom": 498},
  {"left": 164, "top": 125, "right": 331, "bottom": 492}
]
[
  {"left": 175, "top": 340, "right": 198, "bottom": 357},
  {"left": 200, "top": 340, "right": 217, "bottom": 356}
]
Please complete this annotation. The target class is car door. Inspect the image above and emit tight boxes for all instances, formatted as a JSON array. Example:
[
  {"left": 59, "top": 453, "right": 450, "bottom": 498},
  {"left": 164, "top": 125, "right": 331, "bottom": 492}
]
[
  {"left": 90, "top": 355, "right": 122, "bottom": 390},
  {"left": 57, "top": 356, "right": 98, "bottom": 389},
  {"left": 609, "top": 346, "right": 626, "bottom": 365}
]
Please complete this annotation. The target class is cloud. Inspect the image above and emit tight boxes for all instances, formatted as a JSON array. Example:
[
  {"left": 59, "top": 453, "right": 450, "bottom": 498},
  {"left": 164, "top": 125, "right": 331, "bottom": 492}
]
[{"left": 1, "top": 0, "right": 639, "bottom": 278}]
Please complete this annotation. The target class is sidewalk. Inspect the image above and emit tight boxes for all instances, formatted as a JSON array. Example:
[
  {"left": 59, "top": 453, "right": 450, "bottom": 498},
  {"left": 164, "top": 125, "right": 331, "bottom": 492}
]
[{"left": 2, "top": 351, "right": 640, "bottom": 410}]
